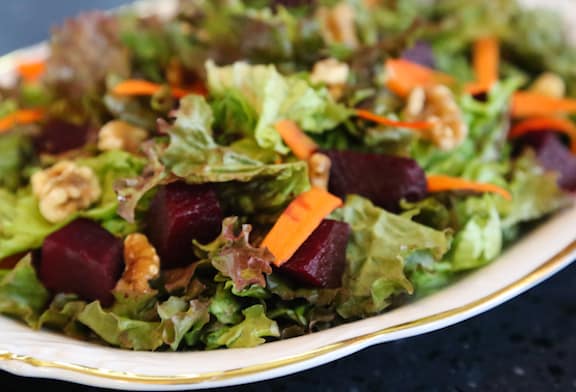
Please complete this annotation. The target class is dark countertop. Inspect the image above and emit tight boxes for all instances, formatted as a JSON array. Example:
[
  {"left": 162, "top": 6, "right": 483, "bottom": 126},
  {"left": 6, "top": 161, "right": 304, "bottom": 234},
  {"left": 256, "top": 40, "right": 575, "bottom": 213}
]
[{"left": 1, "top": 1, "right": 575, "bottom": 391}]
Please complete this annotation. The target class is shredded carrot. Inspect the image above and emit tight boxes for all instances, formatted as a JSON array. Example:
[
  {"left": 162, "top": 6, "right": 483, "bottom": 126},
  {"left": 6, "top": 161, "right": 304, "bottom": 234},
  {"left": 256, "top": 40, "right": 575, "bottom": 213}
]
[
  {"left": 16, "top": 60, "right": 46, "bottom": 83},
  {"left": 111, "top": 79, "right": 196, "bottom": 99},
  {"left": 0, "top": 109, "right": 45, "bottom": 133},
  {"left": 427, "top": 175, "right": 512, "bottom": 200},
  {"left": 355, "top": 109, "right": 433, "bottom": 130},
  {"left": 509, "top": 116, "right": 576, "bottom": 153},
  {"left": 261, "top": 187, "right": 343, "bottom": 266},
  {"left": 465, "top": 37, "right": 500, "bottom": 94},
  {"left": 275, "top": 120, "right": 318, "bottom": 160},
  {"left": 511, "top": 91, "right": 576, "bottom": 118},
  {"left": 384, "top": 59, "right": 454, "bottom": 98}
]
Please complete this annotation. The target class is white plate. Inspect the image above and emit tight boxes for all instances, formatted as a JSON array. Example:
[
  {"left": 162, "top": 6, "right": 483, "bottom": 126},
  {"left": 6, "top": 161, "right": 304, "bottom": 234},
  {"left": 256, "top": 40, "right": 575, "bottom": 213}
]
[{"left": 0, "top": 0, "right": 575, "bottom": 390}]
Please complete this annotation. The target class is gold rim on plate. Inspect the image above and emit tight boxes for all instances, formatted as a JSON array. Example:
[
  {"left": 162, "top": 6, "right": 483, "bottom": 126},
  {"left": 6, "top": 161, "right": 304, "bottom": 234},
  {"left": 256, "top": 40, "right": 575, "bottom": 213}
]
[{"left": 0, "top": 239, "right": 574, "bottom": 386}]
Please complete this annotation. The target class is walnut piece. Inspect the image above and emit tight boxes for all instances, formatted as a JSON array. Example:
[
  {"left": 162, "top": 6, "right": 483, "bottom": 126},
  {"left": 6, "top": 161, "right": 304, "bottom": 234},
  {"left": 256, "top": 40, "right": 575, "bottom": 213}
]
[
  {"left": 97, "top": 120, "right": 148, "bottom": 153},
  {"left": 308, "top": 152, "right": 332, "bottom": 190},
  {"left": 115, "top": 233, "right": 160, "bottom": 294},
  {"left": 529, "top": 72, "right": 566, "bottom": 99},
  {"left": 404, "top": 85, "right": 468, "bottom": 151},
  {"left": 310, "top": 58, "right": 350, "bottom": 100},
  {"left": 31, "top": 161, "right": 101, "bottom": 223},
  {"left": 316, "top": 3, "right": 359, "bottom": 49}
]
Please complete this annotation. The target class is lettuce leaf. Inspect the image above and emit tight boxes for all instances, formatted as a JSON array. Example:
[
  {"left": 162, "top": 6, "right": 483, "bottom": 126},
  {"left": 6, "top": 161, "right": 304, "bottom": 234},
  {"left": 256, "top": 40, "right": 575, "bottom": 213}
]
[
  {"left": 204, "top": 304, "right": 279, "bottom": 349},
  {"left": 196, "top": 217, "right": 274, "bottom": 291},
  {"left": 0, "top": 151, "right": 145, "bottom": 259},
  {"left": 0, "top": 255, "right": 50, "bottom": 326},
  {"left": 157, "top": 297, "right": 210, "bottom": 351},
  {"left": 0, "top": 133, "right": 33, "bottom": 191},
  {"left": 206, "top": 60, "right": 350, "bottom": 153},
  {"left": 77, "top": 301, "right": 163, "bottom": 351},
  {"left": 333, "top": 195, "right": 451, "bottom": 319}
]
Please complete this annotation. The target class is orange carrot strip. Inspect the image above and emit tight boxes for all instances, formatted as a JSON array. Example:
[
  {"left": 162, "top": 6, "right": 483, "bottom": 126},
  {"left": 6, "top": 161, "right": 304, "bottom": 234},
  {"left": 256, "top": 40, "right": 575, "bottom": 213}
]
[
  {"left": 509, "top": 116, "right": 576, "bottom": 153},
  {"left": 261, "top": 187, "right": 343, "bottom": 266},
  {"left": 511, "top": 92, "right": 576, "bottom": 118},
  {"left": 111, "top": 79, "right": 197, "bottom": 98},
  {"left": 385, "top": 59, "right": 454, "bottom": 98},
  {"left": 427, "top": 175, "right": 512, "bottom": 200},
  {"left": 355, "top": 109, "right": 433, "bottom": 130},
  {"left": 466, "top": 36, "right": 500, "bottom": 94},
  {"left": 275, "top": 120, "right": 318, "bottom": 160},
  {"left": 16, "top": 60, "right": 46, "bottom": 83},
  {"left": 0, "top": 109, "right": 45, "bottom": 133}
]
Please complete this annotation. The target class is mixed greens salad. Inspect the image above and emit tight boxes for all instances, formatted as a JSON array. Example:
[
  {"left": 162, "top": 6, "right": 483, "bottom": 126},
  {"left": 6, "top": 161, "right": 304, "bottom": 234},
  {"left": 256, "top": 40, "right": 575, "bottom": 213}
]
[{"left": 0, "top": 0, "right": 575, "bottom": 351}]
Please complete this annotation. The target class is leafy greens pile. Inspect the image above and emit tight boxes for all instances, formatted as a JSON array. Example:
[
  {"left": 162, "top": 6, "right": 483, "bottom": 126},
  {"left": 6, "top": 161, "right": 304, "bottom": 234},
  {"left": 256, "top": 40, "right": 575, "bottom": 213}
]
[{"left": 0, "top": 0, "right": 574, "bottom": 351}]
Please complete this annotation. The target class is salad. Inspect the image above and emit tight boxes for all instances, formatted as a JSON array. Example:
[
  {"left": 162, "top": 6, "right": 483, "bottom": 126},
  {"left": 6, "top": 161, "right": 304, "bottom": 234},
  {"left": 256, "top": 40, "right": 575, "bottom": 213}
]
[{"left": 0, "top": 0, "right": 575, "bottom": 352}]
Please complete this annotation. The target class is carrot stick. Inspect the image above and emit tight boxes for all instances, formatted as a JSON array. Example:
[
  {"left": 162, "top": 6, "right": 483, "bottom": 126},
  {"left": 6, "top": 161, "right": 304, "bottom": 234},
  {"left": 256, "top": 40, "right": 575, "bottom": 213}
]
[
  {"left": 16, "top": 60, "right": 46, "bottom": 83},
  {"left": 111, "top": 79, "right": 195, "bottom": 99},
  {"left": 511, "top": 91, "right": 576, "bottom": 118},
  {"left": 509, "top": 116, "right": 576, "bottom": 153},
  {"left": 355, "top": 109, "right": 433, "bottom": 130},
  {"left": 465, "top": 37, "right": 499, "bottom": 94},
  {"left": 0, "top": 109, "right": 45, "bottom": 134},
  {"left": 261, "top": 187, "right": 343, "bottom": 266},
  {"left": 427, "top": 175, "right": 512, "bottom": 200},
  {"left": 275, "top": 120, "right": 318, "bottom": 160},
  {"left": 384, "top": 59, "right": 454, "bottom": 98}
]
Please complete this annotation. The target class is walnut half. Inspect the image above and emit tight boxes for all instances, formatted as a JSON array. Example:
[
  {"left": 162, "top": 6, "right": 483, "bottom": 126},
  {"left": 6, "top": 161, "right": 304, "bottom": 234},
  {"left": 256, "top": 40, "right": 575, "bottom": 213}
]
[
  {"left": 31, "top": 161, "right": 101, "bottom": 223},
  {"left": 97, "top": 120, "right": 148, "bottom": 154},
  {"left": 404, "top": 85, "right": 468, "bottom": 151},
  {"left": 115, "top": 233, "right": 160, "bottom": 294}
]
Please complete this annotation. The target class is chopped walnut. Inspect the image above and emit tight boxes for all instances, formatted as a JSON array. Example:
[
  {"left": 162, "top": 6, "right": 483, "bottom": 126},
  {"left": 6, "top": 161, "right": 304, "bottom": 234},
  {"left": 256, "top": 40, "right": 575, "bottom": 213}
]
[
  {"left": 97, "top": 120, "right": 148, "bottom": 154},
  {"left": 310, "top": 58, "right": 350, "bottom": 100},
  {"left": 404, "top": 85, "right": 468, "bottom": 151},
  {"left": 316, "top": 3, "right": 359, "bottom": 49},
  {"left": 529, "top": 72, "right": 566, "bottom": 99},
  {"left": 115, "top": 233, "right": 160, "bottom": 294},
  {"left": 31, "top": 161, "right": 101, "bottom": 223},
  {"left": 308, "top": 152, "right": 332, "bottom": 190}
]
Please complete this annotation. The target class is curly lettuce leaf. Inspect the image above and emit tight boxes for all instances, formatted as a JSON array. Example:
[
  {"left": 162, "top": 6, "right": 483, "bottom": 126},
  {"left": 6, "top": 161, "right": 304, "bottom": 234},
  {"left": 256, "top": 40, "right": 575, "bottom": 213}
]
[
  {"left": 196, "top": 217, "right": 274, "bottom": 291},
  {"left": 204, "top": 304, "right": 279, "bottom": 349},
  {"left": 333, "top": 195, "right": 451, "bottom": 319},
  {"left": 157, "top": 297, "right": 210, "bottom": 350},
  {"left": 0, "top": 151, "right": 145, "bottom": 259},
  {"left": 0, "top": 133, "right": 33, "bottom": 191},
  {"left": 206, "top": 60, "right": 350, "bottom": 153},
  {"left": 77, "top": 301, "right": 163, "bottom": 351},
  {"left": 0, "top": 255, "right": 50, "bottom": 326}
]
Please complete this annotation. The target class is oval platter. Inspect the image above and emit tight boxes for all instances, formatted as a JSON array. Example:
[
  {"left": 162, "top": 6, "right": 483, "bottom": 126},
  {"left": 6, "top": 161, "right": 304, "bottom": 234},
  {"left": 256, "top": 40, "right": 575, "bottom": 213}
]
[{"left": 0, "top": 0, "right": 575, "bottom": 390}]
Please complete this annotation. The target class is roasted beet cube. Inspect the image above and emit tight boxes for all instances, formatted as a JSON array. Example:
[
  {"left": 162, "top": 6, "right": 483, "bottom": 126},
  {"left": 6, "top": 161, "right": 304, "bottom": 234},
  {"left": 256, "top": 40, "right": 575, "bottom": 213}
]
[
  {"left": 34, "top": 119, "right": 92, "bottom": 155},
  {"left": 323, "top": 150, "right": 427, "bottom": 212},
  {"left": 146, "top": 182, "right": 223, "bottom": 268},
  {"left": 280, "top": 219, "right": 350, "bottom": 288},
  {"left": 39, "top": 219, "right": 123, "bottom": 307},
  {"left": 514, "top": 131, "right": 576, "bottom": 191}
]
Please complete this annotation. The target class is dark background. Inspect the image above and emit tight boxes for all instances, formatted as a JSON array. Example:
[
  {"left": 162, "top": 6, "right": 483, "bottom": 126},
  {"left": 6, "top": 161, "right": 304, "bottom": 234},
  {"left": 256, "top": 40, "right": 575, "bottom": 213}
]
[{"left": 1, "top": 1, "right": 576, "bottom": 391}]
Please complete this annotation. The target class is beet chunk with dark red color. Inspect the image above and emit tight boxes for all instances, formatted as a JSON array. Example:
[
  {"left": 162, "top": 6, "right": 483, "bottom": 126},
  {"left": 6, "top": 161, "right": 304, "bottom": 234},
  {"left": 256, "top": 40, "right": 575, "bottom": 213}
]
[
  {"left": 323, "top": 150, "right": 428, "bottom": 212},
  {"left": 39, "top": 219, "right": 123, "bottom": 307},
  {"left": 515, "top": 131, "right": 576, "bottom": 191},
  {"left": 146, "top": 182, "right": 223, "bottom": 268},
  {"left": 34, "top": 119, "right": 92, "bottom": 155},
  {"left": 280, "top": 219, "right": 350, "bottom": 288}
]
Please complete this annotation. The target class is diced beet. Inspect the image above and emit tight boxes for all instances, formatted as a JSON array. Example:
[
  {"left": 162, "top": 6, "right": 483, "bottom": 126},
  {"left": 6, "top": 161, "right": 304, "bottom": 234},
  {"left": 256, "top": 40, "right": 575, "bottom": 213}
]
[
  {"left": 514, "top": 131, "right": 576, "bottom": 191},
  {"left": 323, "top": 149, "right": 428, "bottom": 212},
  {"left": 34, "top": 119, "right": 92, "bottom": 155},
  {"left": 401, "top": 41, "right": 436, "bottom": 69},
  {"left": 280, "top": 219, "right": 350, "bottom": 288},
  {"left": 146, "top": 182, "right": 223, "bottom": 268},
  {"left": 39, "top": 219, "right": 124, "bottom": 307}
]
